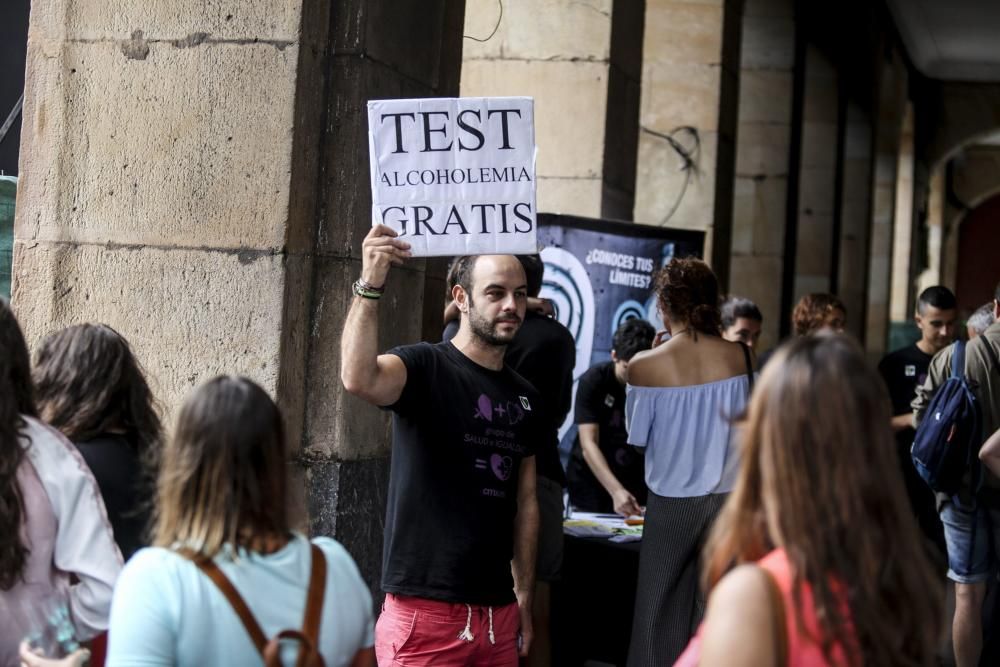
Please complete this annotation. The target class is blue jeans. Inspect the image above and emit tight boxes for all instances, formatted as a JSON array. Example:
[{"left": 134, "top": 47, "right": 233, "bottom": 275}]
[{"left": 940, "top": 496, "right": 1000, "bottom": 583}]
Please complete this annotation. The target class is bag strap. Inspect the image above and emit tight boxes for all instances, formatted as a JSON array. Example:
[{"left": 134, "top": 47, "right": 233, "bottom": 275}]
[
  {"left": 177, "top": 543, "right": 328, "bottom": 666},
  {"left": 177, "top": 548, "right": 268, "bottom": 654},
  {"left": 758, "top": 565, "right": 788, "bottom": 667},
  {"left": 739, "top": 342, "right": 755, "bottom": 392},
  {"left": 301, "top": 544, "right": 327, "bottom": 652},
  {"left": 952, "top": 339, "right": 967, "bottom": 380}
]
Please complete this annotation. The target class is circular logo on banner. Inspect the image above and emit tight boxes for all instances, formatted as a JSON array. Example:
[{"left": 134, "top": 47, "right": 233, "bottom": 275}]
[
  {"left": 611, "top": 300, "right": 647, "bottom": 338},
  {"left": 539, "top": 247, "right": 595, "bottom": 445},
  {"left": 539, "top": 247, "right": 595, "bottom": 382}
]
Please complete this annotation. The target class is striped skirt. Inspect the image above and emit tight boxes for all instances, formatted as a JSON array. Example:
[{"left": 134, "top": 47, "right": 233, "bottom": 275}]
[{"left": 626, "top": 491, "right": 728, "bottom": 667}]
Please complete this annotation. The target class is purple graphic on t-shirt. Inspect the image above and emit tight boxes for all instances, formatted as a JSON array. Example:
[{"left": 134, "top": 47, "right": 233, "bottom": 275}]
[
  {"left": 609, "top": 409, "right": 622, "bottom": 428},
  {"left": 491, "top": 453, "right": 513, "bottom": 481},
  {"left": 474, "top": 394, "right": 527, "bottom": 426},
  {"left": 475, "top": 394, "right": 494, "bottom": 423}
]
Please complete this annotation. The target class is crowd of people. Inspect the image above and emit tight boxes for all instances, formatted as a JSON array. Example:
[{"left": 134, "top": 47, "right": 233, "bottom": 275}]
[{"left": 1, "top": 219, "right": 997, "bottom": 667}]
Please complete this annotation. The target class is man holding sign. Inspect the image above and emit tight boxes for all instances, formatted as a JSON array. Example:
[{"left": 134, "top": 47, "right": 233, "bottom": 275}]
[{"left": 341, "top": 225, "right": 540, "bottom": 665}]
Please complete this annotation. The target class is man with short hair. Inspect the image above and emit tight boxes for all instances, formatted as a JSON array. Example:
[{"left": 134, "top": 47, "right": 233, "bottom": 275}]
[
  {"left": 567, "top": 318, "right": 655, "bottom": 516},
  {"left": 913, "top": 284, "right": 1000, "bottom": 667},
  {"left": 879, "top": 286, "right": 957, "bottom": 558},
  {"left": 720, "top": 296, "right": 763, "bottom": 350},
  {"left": 341, "top": 225, "right": 540, "bottom": 666}
]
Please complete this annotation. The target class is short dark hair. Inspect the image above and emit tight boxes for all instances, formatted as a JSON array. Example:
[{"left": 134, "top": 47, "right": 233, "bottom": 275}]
[
  {"left": 917, "top": 286, "right": 956, "bottom": 314},
  {"left": 721, "top": 297, "right": 763, "bottom": 329},
  {"left": 517, "top": 255, "right": 544, "bottom": 297},
  {"left": 451, "top": 255, "right": 480, "bottom": 295},
  {"left": 613, "top": 319, "right": 656, "bottom": 361}
]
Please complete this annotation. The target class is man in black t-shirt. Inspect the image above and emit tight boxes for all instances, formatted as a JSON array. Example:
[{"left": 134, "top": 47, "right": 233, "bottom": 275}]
[
  {"left": 567, "top": 319, "right": 654, "bottom": 515},
  {"left": 878, "top": 285, "right": 957, "bottom": 556},
  {"left": 341, "top": 225, "right": 540, "bottom": 666}
]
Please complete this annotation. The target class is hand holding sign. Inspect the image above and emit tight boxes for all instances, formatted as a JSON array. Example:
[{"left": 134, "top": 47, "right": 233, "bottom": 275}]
[
  {"left": 361, "top": 225, "right": 412, "bottom": 289},
  {"left": 368, "top": 97, "right": 538, "bottom": 257}
]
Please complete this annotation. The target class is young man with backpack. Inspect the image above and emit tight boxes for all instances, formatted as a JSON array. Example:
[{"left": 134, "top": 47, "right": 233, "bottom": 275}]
[
  {"left": 913, "top": 284, "right": 1000, "bottom": 667},
  {"left": 880, "top": 286, "right": 957, "bottom": 557}
]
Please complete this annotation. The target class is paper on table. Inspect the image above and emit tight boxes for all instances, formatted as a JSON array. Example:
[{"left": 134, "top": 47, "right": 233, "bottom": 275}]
[{"left": 563, "top": 511, "right": 643, "bottom": 541}]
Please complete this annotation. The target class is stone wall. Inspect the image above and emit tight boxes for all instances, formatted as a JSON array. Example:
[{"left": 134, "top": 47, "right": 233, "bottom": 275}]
[
  {"left": 14, "top": 0, "right": 467, "bottom": 601},
  {"left": 728, "top": 0, "right": 794, "bottom": 350},
  {"left": 633, "top": 0, "right": 743, "bottom": 287},
  {"left": 461, "top": 0, "right": 644, "bottom": 220}
]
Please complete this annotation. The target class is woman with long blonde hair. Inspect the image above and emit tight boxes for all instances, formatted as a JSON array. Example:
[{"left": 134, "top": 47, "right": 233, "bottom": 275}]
[
  {"left": 676, "top": 334, "right": 942, "bottom": 666},
  {"left": 106, "top": 376, "right": 375, "bottom": 666}
]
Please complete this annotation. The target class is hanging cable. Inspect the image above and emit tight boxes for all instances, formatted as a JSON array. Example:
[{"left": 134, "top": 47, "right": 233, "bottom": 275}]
[
  {"left": 464, "top": 0, "right": 503, "bottom": 43},
  {"left": 641, "top": 125, "right": 701, "bottom": 225}
]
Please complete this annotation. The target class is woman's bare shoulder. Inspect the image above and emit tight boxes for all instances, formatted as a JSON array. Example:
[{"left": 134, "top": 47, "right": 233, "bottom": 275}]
[
  {"left": 626, "top": 347, "right": 665, "bottom": 387},
  {"left": 699, "top": 565, "right": 774, "bottom": 665}
]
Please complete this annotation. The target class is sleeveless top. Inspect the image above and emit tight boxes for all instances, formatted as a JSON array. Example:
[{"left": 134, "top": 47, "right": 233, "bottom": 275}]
[
  {"left": 626, "top": 375, "right": 752, "bottom": 496},
  {"left": 674, "top": 549, "right": 855, "bottom": 667}
]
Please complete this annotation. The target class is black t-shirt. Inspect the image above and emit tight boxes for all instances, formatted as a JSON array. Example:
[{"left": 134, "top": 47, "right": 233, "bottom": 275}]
[
  {"left": 566, "top": 362, "right": 647, "bottom": 512},
  {"left": 383, "top": 341, "right": 541, "bottom": 605},
  {"left": 503, "top": 312, "right": 576, "bottom": 486},
  {"left": 75, "top": 434, "right": 151, "bottom": 561},
  {"left": 878, "top": 343, "right": 933, "bottom": 445}
]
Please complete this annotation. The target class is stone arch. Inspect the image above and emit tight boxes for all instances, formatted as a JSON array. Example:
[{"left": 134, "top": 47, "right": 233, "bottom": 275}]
[
  {"left": 921, "top": 81, "right": 1000, "bottom": 171},
  {"left": 939, "top": 146, "right": 1000, "bottom": 290}
]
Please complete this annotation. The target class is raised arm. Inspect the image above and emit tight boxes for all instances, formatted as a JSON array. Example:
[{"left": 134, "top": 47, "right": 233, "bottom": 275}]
[
  {"left": 512, "top": 455, "right": 539, "bottom": 657},
  {"left": 340, "top": 224, "right": 413, "bottom": 406}
]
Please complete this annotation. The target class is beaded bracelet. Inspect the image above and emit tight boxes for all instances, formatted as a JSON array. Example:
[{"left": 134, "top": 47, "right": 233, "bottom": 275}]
[
  {"left": 352, "top": 279, "right": 383, "bottom": 300},
  {"left": 356, "top": 277, "right": 385, "bottom": 294}
]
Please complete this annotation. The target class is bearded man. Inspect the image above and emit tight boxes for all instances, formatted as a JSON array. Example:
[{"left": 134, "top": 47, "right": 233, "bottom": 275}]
[{"left": 341, "top": 224, "right": 540, "bottom": 666}]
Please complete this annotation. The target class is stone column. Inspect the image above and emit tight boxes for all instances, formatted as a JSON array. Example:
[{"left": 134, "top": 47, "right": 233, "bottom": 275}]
[
  {"left": 887, "top": 103, "right": 915, "bottom": 350},
  {"left": 791, "top": 45, "right": 839, "bottom": 300},
  {"left": 461, "top": 0, "right": 645, "bottom": 219},
  {"left": 15, "top": 0, "right": 466, "bottom": 595},
  {"left": 728, "top": 0, "right": 795, "bottom": 351},
  {"left": 633, "top": 0, "right": 743, "bottom": 287},
  {"left": 916, "top": 165, "right": 944, "bottom": 292},
  {"left": 864, "top": 48, "right": 907, "bottom": 357},
  {"left": 835, "top": 102, "right": 874, "bottom": 341}
]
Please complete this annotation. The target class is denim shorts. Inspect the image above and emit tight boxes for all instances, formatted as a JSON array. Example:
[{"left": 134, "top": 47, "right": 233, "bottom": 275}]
[{"left": 939, "top": 496, "right": 1000, "bottom": 583}]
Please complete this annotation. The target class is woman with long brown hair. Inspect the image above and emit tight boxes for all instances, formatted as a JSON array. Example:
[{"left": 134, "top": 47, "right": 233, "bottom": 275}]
[
  {"left": 33, "top": 324, "right": 162, "bottom": 560},
  {"left": 676, "top": 334, "right": 942, "bottom": 666},
  {"left": 106, "top": 376, "right": 375, "bottom": 666},
  {"left": 625, "top": 258, "right": 755, "bottom": 666},
  {"left": 0, "top": 303, "right": 121, "bottom": 665}
]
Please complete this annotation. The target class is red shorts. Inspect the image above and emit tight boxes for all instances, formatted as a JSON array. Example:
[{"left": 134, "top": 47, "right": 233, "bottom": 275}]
[{"left": 374, "top": 594, "right": 520, "bottom": 666}]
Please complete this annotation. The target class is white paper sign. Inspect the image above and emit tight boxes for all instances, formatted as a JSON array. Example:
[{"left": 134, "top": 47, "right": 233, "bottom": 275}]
[{"left": 367, "top": 97, "right": 537, "bottom": 257}]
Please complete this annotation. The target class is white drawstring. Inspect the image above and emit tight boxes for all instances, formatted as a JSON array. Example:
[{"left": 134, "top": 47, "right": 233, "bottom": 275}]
[
  {"left": 457, "top": 604, "right": 495, "bottom": 644},
  {"left": 458, "top": 604, "right": 475, "bottom": 642},
  {"left": 487, "top": 606, "right": 495, "bottom": 645}
]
